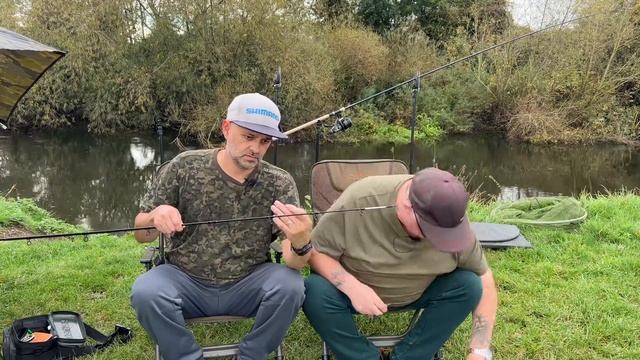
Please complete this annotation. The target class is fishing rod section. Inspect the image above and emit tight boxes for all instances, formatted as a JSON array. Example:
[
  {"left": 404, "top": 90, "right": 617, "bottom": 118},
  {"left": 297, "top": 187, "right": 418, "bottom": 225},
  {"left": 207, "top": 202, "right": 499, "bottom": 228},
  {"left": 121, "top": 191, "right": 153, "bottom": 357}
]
[
  {"left": 283, "top": 11, "right": 609, "bottom": 141},
  {"left": 153, "top": 115, "right": 170, "bottom": 256},
  {"left": 272, "top": 65, "right": 283, "bottom": 166},
  {"left": 0, "top": 205, "right": 396, "bottom": 242},
  {"left": 155, "top": 119, "right": 165, "bottom": 164},
  {"left": 409, "top": 74, "right": 420, "bottom": 173}
]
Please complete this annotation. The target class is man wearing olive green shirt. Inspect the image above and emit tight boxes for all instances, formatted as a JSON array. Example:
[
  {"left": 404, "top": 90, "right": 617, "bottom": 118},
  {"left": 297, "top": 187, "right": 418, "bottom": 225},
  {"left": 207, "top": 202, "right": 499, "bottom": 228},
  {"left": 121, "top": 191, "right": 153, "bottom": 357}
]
[{"left": 303, "top": 167, "right": 498, "bottom": 360}]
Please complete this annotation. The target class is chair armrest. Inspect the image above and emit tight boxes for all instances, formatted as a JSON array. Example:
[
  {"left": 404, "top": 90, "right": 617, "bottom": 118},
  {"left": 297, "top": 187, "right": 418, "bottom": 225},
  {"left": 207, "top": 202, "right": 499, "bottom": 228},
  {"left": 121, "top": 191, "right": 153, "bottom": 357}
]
[
  {"left": 270, "top": 241, "right": 282, "bottom": 253},
  {"left": 270, "top": 241, "right": 283, "bottom": 264},
  {"left": 140, "top": 246, "right": 158, "bottom": 271}
]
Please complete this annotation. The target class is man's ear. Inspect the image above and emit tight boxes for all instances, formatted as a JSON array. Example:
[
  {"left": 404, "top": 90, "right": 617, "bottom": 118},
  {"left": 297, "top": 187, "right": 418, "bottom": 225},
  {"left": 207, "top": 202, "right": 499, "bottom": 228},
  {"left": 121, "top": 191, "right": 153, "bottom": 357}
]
[
  {"left": 402, "top": 195, "right": 412, "bottom": 210},
  {"left": 221, "top": 119, "right": 231, "bottom": 139},
  {"left": 402, "top": 184, "right": 414, "bottom": 209}
]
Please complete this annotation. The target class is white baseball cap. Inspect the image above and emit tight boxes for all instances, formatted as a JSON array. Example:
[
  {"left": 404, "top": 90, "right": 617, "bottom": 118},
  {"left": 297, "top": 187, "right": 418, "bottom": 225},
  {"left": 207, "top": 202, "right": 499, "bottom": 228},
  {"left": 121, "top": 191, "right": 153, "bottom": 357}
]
[{"left": 226, "top": 93, "right": 287, "bottom": 139}]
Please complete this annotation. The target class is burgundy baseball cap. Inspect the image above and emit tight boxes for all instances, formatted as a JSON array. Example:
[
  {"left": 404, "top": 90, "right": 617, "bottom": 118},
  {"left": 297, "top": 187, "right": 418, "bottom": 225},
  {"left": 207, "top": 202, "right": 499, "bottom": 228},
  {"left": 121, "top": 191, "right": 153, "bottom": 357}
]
[{"left": 408, "top": 167, "right": 474, "bottom": 252}]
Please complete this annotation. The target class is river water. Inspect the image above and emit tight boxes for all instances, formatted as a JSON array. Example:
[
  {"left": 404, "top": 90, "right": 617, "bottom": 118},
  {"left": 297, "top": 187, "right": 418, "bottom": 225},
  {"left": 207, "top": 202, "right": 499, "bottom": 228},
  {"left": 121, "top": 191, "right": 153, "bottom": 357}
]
[{"left": 0, "top": 129, "right": 638, "bottom": 229}]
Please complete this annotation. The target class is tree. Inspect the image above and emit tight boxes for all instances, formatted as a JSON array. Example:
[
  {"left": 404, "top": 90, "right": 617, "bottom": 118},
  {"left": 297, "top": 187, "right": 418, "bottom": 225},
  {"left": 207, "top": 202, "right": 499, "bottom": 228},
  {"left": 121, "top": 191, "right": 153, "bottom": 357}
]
[{"left": 357, "top": 0, "right": 508, "bottom": 43}]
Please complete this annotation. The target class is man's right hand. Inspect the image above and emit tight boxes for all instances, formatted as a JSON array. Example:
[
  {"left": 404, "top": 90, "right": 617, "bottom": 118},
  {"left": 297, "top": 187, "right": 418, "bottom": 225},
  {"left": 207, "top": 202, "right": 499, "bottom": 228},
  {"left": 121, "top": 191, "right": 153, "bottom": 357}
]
[
  {"left": 346, "top": 282, "right": 388, "bottom": 316},
  {"left": 308, "top": 251, "right": 389, "bottom": 316},
  {"left": 149, "top": 205, "right": 184, "bottom": 236}
]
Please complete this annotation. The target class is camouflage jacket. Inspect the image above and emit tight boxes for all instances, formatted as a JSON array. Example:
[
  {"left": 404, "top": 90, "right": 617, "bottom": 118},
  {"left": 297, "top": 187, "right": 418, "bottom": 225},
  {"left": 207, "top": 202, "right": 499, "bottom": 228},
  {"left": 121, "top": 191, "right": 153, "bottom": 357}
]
[{"left": 140, "top": 148, "right": 300, "bottom": 284}]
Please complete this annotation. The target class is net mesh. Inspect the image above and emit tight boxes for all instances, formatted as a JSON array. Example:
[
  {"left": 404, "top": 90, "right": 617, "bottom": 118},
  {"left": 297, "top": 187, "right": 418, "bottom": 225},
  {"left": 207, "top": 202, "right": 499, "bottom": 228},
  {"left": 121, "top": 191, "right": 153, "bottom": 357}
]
[{"left": 490, "top": 196, "right": 587, "bottom": 226}]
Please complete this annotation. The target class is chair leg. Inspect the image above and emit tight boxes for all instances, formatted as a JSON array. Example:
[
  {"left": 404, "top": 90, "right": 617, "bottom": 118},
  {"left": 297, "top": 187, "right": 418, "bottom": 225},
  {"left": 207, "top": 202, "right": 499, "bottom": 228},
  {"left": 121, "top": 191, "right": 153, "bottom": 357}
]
[
  {"left": 275, "top": 344, "right": 285, "bottom": 360},
  {"left": 321, "top": 341, "right": 331, "bottom": 360}
]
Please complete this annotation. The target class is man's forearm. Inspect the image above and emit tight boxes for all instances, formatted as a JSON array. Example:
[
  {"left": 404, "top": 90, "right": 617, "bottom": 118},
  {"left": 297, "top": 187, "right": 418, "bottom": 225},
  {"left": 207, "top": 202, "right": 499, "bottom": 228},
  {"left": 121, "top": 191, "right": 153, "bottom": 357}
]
[
  {"left": 308, "top": 250, "right": 361, "bottom": 294},
  {"left": 134, "top": 212, "right": 159, "bottom": 243},
  {"left": 470, "top": 269, "right": 498, "bottom": 349}
]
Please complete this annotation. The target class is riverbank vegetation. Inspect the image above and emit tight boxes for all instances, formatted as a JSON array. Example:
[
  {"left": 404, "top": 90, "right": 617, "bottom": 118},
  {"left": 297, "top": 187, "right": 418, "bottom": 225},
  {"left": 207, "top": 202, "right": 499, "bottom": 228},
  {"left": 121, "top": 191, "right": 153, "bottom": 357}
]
[
  {"left": 1, "top": 0, "right": 639, "bottom": 145},
  {"left": 1, "top": 194, "right": 638, "bottom": 359}
]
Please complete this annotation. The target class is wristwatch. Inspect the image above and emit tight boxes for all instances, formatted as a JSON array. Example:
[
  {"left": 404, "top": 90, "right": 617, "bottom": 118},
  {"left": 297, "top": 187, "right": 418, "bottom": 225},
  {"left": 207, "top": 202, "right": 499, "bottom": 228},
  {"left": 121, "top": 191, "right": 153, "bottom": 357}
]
[
  {"left": 471, "top": 348, "right": 493, "bottom": 360},
  {"left": 291, "top": 242, "right": 313, "bottom": 256}
]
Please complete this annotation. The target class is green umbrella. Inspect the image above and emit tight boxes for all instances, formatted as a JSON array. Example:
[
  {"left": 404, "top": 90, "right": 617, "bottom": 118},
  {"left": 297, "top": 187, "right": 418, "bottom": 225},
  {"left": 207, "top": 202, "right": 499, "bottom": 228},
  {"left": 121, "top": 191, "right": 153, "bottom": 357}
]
[{"left": 0, "top": 26, "right": 65, "bottom": 129}]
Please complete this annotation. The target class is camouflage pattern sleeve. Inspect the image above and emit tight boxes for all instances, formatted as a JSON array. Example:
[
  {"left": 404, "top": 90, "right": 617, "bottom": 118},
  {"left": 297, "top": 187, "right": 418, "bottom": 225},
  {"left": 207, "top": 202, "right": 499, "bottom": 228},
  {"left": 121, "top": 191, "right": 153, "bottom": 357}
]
[
  {"left": 139, "top": 160, "right": 181, "bottom": 213},
  {"left": 278, "top": 172, "right": 300, "bottom": 207}
]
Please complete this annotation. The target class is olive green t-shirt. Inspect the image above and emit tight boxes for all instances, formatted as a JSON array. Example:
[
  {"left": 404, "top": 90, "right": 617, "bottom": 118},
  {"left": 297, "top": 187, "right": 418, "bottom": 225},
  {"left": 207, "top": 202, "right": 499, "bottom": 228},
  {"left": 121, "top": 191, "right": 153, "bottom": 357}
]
[
  {"left": 140, "top": 149, "right": 299, "bottom": 284},
  {"left": 311, "top": 175, "right": 488, "bottom": 307}
]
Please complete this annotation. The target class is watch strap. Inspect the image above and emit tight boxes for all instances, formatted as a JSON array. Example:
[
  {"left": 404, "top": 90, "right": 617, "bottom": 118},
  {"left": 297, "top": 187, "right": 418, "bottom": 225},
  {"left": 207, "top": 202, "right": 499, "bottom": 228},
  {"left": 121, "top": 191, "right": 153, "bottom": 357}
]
[{"left": 291, "top": 242, "right": 313, "bottom": 256}]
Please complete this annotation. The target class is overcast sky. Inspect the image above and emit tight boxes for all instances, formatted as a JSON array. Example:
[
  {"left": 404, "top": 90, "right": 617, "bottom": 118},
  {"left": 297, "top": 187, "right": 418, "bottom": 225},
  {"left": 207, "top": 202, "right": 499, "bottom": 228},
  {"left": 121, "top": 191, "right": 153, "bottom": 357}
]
[{"left": 509, "top": 0, "right": 577, "bottom": 29}]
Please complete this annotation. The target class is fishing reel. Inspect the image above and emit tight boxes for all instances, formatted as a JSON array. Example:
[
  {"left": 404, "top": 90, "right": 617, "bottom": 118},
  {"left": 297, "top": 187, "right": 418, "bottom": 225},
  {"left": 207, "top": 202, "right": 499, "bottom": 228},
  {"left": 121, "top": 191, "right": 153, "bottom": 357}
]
[{"left": 328, "top": 116, "right": 352, "bottom": 134}]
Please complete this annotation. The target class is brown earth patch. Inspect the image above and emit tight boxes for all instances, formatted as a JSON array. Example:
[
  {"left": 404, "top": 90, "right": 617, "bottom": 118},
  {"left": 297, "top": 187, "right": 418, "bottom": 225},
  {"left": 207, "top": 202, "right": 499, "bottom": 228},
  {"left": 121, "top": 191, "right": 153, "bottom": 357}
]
[{"left": 0, "top": 227, "right": 35, "bottom": 239}]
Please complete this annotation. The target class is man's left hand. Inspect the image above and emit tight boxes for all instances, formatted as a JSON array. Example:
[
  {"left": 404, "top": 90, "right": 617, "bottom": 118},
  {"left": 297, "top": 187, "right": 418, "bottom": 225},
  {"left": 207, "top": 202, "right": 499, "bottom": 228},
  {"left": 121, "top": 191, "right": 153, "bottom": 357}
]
[{"left": 271, "top": 200, "right": 312, "bottom": 248}]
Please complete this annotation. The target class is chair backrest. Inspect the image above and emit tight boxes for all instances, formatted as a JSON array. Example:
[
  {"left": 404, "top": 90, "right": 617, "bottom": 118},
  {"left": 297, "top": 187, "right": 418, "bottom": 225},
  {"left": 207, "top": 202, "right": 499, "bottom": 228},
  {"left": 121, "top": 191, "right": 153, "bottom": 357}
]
[{"left": 310, "top": 159, "right": 409, "bottom": 216}]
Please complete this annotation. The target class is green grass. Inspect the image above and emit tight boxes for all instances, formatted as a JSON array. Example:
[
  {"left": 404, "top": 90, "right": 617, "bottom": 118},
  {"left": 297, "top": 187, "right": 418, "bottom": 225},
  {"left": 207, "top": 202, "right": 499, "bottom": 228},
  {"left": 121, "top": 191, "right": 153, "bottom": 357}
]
[{"left": 1, "top": 194, "right": 639, "bottom": 359}]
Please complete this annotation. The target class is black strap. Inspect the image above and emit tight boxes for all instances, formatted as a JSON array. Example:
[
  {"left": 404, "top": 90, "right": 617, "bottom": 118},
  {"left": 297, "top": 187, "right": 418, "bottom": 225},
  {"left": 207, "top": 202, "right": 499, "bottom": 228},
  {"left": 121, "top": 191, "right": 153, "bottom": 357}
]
[{"left": 58, "top": 324, "right": 132, "bottom": 359}]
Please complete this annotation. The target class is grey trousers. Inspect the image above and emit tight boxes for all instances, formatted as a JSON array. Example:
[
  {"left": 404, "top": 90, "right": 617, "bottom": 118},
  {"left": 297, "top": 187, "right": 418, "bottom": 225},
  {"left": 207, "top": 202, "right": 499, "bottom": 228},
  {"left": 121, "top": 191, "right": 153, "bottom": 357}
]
[{"left": 131, "top": 263, "right": 305, "bottom": 360}]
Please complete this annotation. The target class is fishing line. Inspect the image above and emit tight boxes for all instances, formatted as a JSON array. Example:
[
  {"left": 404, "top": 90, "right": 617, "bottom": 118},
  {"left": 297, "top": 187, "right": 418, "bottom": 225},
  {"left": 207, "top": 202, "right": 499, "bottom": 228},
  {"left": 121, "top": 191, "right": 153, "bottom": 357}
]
[{"left": 0, "top": 205, "right": 395, "bottom": 242}]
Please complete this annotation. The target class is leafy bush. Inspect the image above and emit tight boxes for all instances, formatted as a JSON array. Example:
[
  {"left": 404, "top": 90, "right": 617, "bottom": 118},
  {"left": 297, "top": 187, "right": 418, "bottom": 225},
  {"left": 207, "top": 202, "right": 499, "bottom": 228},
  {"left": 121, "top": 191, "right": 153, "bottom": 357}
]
[
  {"left": 326, "top": 25, "right": 389, "bottom": 100},
  {"left": 417, "top": 113, "right": 445, "bottom": 139},
  {"left": 2, "top": 0, "right": 639, "bottom": 144},
  {"left": 333, "top": 107, "right": 443, "bottom": 143}
]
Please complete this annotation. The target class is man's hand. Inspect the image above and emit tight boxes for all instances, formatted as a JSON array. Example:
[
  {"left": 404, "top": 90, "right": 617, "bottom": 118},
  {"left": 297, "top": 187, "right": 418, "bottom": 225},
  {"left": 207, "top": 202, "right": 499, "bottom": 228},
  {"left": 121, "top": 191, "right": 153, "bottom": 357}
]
[
  {"left": 271, "top": 200, "right": 312, "bottom": 248},
  {"left": 150, "top": 204, "right": 184, "bottom": 236},
  {"left": 346, "top": 282, "right": 388, "bottom": 316}
]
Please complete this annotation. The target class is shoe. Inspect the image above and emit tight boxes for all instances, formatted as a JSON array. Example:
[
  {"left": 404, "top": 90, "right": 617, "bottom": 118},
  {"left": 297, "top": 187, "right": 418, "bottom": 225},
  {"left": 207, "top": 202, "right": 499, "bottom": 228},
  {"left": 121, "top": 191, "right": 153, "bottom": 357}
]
[
  {"left": 433, "top": 349, "right": 444, "bottom": 360},
  {"left": 379, "top": 348, "right": 390, "bottom": 360}
]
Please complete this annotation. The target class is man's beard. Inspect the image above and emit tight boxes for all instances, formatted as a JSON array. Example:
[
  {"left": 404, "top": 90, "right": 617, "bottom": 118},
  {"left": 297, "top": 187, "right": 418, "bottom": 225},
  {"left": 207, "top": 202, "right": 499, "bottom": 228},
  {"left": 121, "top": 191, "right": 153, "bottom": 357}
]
[{"left": 231, "top": 153, "right": 259, "bottom": 171}]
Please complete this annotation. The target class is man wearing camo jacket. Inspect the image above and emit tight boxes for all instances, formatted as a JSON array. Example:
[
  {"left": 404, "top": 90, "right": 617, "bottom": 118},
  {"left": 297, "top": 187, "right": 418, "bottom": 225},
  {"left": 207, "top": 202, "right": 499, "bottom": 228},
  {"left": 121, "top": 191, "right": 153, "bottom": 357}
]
[{"left": 131, "top": 93, "right": 312, "bottom": 360}]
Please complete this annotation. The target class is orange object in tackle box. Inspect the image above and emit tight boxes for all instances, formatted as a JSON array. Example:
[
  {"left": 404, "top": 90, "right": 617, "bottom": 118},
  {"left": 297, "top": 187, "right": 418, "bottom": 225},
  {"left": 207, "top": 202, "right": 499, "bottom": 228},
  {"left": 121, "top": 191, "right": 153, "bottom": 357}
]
[{"left": 30, "top": 331, "right": 53, "bottom": 343}]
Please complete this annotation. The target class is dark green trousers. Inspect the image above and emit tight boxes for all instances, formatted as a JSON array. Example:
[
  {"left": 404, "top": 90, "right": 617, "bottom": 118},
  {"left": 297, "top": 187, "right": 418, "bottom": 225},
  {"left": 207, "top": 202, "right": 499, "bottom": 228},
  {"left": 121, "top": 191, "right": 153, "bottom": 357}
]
[{"left": 303, "top": 269, "right": 483, "bottom": 360}]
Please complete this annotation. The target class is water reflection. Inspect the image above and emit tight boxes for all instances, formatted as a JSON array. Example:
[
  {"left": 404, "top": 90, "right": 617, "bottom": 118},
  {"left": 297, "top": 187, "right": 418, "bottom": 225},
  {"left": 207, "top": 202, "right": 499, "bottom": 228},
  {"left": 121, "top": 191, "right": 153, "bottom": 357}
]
[
  {"left": 129, "top": 141, "right": 155, "bottom": 170},
  {"left": 0, "top": 129, "right": 638, "bottom": 229},
  {"left": 0, "top": 129, "right": 179, "bottom": 229},
  {"left": 274, "top": 138, "right": 640, "bottom": 201}
]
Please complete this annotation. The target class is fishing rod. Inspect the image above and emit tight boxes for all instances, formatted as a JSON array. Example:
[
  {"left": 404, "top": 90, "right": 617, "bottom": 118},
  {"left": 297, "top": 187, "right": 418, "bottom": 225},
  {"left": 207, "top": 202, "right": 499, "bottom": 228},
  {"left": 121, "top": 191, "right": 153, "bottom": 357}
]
[
  {"left": 0, "top": 205, "right": 395, "bottom": 242},
  {"left": 272, "top": 65, "right": 283, "bottom": 166},
  {"left": 283, "top": 11, "right": 604, "bottom": 137}
]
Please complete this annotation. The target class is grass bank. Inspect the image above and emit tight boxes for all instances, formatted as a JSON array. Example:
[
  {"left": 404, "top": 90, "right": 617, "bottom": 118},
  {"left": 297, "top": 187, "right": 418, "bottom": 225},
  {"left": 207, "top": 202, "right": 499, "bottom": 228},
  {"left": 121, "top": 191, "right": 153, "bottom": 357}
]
[{"left": 1, "top": 195, "right": 639, "bottom": 359}]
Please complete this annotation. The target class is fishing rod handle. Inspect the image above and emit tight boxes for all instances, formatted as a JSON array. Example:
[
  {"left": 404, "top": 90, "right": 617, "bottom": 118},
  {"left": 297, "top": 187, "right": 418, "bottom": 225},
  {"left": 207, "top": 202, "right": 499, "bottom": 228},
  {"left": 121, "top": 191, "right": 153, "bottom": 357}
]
[
  {"left": 284, "top": 105, "right": 347, "bottom": 136},
  {"left": 283, "top": 114, "right": 330, "bottom": 136}
]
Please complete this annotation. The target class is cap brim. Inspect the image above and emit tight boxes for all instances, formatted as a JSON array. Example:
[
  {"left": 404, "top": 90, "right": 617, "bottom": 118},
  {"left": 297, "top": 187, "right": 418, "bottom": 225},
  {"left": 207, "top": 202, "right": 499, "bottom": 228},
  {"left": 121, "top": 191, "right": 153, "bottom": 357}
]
[
  {"left": 230, "top": 120, "right": 288, "bottom": 139},
  {"left": 417, "top": 215, "right": 475, "bottom": 253}
]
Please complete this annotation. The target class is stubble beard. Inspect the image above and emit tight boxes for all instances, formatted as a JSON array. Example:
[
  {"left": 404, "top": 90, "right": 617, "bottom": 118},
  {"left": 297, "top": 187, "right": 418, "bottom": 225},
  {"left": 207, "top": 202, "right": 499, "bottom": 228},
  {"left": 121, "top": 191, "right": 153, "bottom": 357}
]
[{"left": 231, "top": 153, "right": 259, "bottom": 171}]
